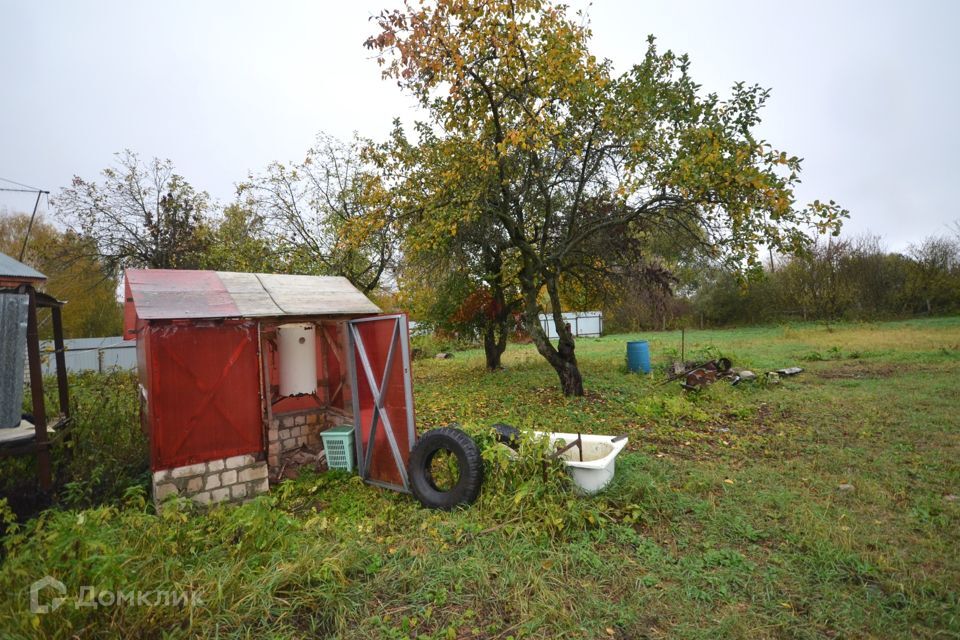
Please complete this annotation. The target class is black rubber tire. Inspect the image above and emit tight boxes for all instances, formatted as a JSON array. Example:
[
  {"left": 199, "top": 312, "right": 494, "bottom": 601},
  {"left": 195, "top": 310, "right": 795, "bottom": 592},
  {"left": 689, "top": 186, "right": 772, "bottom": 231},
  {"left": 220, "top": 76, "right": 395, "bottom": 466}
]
[
  {"left": 408, "top": 427, "right": 483, "bottom": 510},
  {"left": 491, "top": 422, "right": 521, "bottom": 449}
]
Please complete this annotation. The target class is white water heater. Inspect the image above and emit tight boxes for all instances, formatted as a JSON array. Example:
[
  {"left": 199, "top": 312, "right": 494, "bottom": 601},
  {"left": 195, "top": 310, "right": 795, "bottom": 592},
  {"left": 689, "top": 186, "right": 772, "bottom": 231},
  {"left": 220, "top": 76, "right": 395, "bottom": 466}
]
[{"left": 277, "top": 323, "right": 317, "bottom": 396}]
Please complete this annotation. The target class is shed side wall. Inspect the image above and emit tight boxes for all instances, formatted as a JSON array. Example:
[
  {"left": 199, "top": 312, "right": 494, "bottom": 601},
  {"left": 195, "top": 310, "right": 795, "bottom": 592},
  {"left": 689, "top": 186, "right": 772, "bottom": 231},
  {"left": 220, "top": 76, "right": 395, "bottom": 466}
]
[{"left": 147, "top": 320, "right": 263, "bottom": 470}]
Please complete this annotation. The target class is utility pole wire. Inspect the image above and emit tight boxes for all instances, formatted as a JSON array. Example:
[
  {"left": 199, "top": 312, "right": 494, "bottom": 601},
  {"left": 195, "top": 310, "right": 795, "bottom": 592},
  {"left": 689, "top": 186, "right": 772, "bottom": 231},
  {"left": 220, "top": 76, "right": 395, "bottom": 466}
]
[
  {"left": 0, "top": 176, "right": 46, "bottom": 191},
  {"left": 0, "top": 187, "right": 43, "bottom": 193},
  {"left": 0, "top": 181, "right": 52, "bottom": 261}
]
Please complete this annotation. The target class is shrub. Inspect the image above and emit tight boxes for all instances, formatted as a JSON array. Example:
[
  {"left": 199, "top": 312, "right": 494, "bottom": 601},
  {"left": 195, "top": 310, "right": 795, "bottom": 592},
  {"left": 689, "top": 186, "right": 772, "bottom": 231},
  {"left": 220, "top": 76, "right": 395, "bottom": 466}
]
[{"left": 2, "top": 370, "right": 148, "bottom": 517}]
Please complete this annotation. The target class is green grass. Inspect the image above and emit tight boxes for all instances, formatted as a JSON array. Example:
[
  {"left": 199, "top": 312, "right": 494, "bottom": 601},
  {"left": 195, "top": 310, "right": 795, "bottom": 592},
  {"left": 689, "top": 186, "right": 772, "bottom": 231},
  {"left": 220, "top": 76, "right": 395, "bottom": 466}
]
[{"left": 1, "top": 318, "right": 958, "bottom": 638}]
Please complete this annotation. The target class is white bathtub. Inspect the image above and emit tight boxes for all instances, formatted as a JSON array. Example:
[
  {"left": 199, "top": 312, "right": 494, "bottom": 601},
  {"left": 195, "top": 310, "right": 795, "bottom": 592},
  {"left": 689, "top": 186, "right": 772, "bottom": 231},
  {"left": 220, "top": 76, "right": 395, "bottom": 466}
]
[{"left": 537, "top": 431, "right": 628, "bottom": 494}]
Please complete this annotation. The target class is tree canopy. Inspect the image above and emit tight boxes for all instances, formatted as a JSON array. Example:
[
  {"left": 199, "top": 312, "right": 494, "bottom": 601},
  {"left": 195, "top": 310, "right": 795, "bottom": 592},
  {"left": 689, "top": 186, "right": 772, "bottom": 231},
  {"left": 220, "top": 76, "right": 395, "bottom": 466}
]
[
  {"left": 0, "top": 212, "right": 122, "bottom": 338},
  {"left": 240, "top": 133, "right": 396, "bottom": 293},
  {"left": 55, "top": 150, "right": 211, "bottom": 274},
  {"left": 365, "top": 0, "right": 846, "bottom": 394}
]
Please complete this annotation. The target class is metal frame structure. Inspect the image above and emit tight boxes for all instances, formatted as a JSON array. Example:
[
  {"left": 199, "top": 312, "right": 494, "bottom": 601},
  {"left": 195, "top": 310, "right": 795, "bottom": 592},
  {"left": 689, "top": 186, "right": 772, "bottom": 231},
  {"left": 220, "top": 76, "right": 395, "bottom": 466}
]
[
  {"left": 347, "top": 314, "right": 416, "bottom": 493},
  {"left": 0, "top": 284, "right": 70, "bottom": 491}
]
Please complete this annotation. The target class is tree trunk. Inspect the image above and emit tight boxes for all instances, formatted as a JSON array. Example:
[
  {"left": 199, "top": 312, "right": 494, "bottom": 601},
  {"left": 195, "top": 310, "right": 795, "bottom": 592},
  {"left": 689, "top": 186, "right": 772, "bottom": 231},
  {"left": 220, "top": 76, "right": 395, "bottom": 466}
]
[
  {"left": 519, "top": 270, "right": 584, "bottom": 396},
  {"left": 483, "top": 314, "right": 509, "bottom": 370},
  {"left": 481, "top": 245, "right": 511, "bottom": 371}
]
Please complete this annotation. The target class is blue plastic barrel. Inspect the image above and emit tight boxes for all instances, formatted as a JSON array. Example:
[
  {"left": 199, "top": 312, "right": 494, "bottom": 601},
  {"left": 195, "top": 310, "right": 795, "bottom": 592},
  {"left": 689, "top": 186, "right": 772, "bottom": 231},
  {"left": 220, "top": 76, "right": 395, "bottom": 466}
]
[{"left": 626, "top": 340, "right": 651, "bottom": 374}]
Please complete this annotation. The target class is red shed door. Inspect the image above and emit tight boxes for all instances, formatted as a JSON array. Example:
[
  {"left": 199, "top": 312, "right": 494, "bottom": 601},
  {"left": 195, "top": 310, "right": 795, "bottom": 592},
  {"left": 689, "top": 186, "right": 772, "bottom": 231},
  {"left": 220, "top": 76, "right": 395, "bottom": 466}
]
[
  {"left": 347, "top": 315, "right": 416, "bottom": 492},
  {"left": 149, "top": 321, "right": 263, "bottom": 470}
]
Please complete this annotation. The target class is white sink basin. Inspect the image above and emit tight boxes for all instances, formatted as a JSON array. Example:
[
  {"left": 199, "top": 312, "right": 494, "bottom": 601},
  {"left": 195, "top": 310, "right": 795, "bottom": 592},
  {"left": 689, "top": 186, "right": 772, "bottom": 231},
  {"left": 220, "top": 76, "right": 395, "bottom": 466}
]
[{"left": 538, "top": 431, "right": 628, "bottom": 494}]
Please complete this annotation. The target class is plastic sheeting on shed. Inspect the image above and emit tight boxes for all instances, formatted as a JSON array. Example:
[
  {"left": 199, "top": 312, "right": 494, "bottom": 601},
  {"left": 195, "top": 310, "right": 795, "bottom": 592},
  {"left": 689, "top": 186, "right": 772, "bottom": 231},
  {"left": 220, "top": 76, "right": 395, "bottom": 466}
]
[
  {"left": 349, "top": 314, "right": 415, "bottom": 491},
  {"left": 0, "top": 293, "right": 29, "bottom": 428},
  {"left": 144, "top": 321, "right": 263, "bottom": 470}
]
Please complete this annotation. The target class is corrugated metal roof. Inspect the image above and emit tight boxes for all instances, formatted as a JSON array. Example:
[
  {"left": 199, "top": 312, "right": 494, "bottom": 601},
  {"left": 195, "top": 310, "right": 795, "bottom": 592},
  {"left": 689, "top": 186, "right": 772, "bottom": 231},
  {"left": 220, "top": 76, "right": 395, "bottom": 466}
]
[
  {"left": 125, "top": 269, "right": 380, "bottom": 320},
  {"left": 0, "top": 251, "right": 46, "bottom": 281}
]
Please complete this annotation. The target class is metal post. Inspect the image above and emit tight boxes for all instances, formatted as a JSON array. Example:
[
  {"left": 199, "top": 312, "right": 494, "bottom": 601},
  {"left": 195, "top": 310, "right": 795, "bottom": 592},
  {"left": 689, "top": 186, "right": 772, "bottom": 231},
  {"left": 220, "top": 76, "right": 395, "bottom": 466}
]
[
  {"left": 397, "top": 315, "right": 416, "bottom": 449},
  {"left": 51, "top": 306, "right": 69, "bottom": 418},
  {"left": 318, "top": 323, "right": 330, "bottom": 405},
  {"left": 25, "top": 287, "right": 51, "bottom": 491},
  {"left": 18, "top": 190, "right": 47, "bottom": 261},
  {"left": 345, "top": 322, "right": 364, "bottom": 478},
  {"left": 255, "top": 322, "right": 269, "bottom": 451}
]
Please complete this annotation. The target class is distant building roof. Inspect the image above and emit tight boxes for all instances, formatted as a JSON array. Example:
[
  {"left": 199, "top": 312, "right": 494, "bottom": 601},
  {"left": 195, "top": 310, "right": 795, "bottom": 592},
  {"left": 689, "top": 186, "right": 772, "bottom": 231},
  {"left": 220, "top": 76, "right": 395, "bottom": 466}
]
[
  {"left": 124, "top": 269, "right": 380, "bottom": 322},
  {"left": 0, "top": 251, "right": 46, "bottom": 282}
]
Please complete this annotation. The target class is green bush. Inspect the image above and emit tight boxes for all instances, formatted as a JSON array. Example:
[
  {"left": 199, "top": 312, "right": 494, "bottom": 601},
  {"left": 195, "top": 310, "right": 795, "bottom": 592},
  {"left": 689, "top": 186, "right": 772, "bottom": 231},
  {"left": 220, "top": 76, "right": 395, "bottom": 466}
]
[{"left": 2, "top": 371, "right": 148, "bottom": 514}]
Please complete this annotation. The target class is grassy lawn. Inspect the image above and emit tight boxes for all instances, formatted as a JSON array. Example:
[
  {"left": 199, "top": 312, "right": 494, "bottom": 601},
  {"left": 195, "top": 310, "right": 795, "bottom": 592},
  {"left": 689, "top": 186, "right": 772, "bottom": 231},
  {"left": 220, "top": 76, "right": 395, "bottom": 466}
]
[{"left": 1, "top": 318, "right": 958, "bottom": 638}]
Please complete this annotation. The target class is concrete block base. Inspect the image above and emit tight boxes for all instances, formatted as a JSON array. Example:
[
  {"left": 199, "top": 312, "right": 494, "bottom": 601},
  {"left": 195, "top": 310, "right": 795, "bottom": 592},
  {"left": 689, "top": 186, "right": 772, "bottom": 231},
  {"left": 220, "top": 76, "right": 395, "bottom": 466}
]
[{"left": 152, "top": 454, "right": 269, "bottom": 507}]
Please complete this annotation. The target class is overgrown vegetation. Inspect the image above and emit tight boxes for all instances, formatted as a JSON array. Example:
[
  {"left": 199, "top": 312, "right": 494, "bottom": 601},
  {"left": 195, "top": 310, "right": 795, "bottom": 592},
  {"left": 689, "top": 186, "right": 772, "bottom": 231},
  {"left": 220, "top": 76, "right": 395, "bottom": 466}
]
[
  {"left": 675, "top": 234, "right": 960, "bottom": 329},
  {"left": 1, "top": 371, "right": 147, "bottom": 519},
  {"left": 2, "top": 318, "right": 958, "bottom": 638}
]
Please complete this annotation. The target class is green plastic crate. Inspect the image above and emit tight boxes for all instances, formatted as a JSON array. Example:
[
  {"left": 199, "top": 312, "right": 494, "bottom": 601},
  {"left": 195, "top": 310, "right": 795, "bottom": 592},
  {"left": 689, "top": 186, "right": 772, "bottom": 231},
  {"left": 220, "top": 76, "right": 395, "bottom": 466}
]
[{"left": 321, "top": 425, "right": 356, "bottom": 472}]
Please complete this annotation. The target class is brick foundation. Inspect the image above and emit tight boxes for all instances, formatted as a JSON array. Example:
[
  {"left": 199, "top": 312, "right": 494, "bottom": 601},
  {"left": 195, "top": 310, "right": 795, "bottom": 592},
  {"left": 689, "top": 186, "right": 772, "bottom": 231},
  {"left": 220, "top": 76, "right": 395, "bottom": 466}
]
[
  {"left": 152, "top": 408, "right": 358, "bottom": 505},
  {"left": 152, "top": 454, "right": 270, "bottom": 506},
  {"left": 267, "top": 408, "right": 353, "bottom": 476}
]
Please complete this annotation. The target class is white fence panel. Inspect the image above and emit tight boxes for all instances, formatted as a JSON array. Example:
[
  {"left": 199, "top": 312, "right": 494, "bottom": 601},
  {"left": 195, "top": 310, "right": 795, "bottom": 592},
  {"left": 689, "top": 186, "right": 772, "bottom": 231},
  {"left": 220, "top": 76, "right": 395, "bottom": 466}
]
[
  {"left": 538, "top": 311, "right": 603, "bottom": 339},
  {"left": 39, "top": 336, "right": 137, "bottom": 375}
]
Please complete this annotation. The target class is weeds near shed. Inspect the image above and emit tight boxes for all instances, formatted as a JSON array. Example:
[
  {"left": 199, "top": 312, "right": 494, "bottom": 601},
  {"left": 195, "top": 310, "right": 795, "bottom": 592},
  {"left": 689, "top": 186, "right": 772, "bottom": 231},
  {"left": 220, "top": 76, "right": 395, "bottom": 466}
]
[{"left": 1, "top": 371, "right": 148, "bottom": 519}]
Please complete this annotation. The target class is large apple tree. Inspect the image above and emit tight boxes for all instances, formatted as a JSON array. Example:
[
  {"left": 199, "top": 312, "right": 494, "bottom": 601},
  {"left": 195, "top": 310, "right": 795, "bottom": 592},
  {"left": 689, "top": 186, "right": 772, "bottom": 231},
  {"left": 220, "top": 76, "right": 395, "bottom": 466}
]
[{"left": 366, "top": 0, "right": 846, "bottom": 395}]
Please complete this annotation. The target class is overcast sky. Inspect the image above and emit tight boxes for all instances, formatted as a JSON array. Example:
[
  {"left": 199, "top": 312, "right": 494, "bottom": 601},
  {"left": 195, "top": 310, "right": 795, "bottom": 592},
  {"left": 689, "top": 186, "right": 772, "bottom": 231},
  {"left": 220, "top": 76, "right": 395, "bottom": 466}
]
[{"left": 2, "top": 0, "right": 958, "bottom": 251}]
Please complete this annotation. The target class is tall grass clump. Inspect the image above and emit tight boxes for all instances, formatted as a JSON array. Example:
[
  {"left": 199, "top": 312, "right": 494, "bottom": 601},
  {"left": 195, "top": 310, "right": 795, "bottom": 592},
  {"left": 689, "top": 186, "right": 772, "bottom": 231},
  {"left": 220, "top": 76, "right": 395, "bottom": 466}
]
[{"left": 2, "top": 371, "right": 147, "bottom": 518}]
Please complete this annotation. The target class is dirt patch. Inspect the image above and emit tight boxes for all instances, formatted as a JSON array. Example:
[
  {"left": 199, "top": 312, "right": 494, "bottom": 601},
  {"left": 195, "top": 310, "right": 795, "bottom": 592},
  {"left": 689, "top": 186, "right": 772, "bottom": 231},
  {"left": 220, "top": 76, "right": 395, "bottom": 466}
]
[
  {"left": 817, "top": 361, "right": 901, "bottom": 379},
  {"left": 531, "top": 387, "right": 608, "bottom": 405},
  {"left": 1, "top": 483, "right": 53, "bottom": 525},
  {"left": 274, "top": 446, "right": 328, "bottom": 481}
]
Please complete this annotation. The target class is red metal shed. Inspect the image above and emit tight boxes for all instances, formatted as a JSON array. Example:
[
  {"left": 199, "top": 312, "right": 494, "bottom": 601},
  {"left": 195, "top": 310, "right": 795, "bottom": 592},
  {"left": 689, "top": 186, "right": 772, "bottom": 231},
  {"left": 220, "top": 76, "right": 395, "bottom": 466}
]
[{"left": 124, "top": 269, "right": 417, "bottom": 504}]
